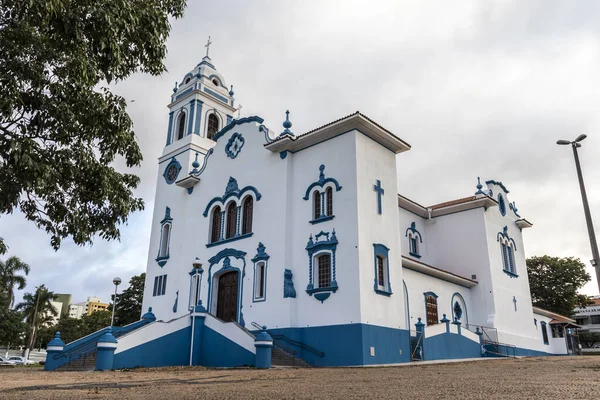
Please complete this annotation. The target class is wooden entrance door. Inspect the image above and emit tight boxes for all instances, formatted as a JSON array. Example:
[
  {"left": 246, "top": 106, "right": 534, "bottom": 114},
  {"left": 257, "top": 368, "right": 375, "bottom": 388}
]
[
  {"left": 425, "top": 295, "right": 438, "bottom": 325},
  {"left": 216, "top": 271, "right": 238, "bottom": 322}
]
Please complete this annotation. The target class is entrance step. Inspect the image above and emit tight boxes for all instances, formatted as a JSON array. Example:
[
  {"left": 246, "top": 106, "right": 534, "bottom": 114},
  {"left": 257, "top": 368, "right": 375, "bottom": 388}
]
[{"left": 272, "top": 347, "right": 312, "bottom": 368}]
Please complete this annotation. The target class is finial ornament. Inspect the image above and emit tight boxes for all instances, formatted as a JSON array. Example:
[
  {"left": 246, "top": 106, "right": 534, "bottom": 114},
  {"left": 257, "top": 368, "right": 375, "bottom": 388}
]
[
  {"left": 173, "top": 81, "right": 178, "bottom": 93},
  {"left": 191, "top": 152, "right": 200, "bottom": 174},
  {"left": 279, "top": 110, "right": 294, "bottom": 137},
  {"left": 475, "top": 176, "right": 485, "bottom": 195},
  {"left": 205, "top": 36, "right": 212, "bottom": 58},
  {"left": 229, "top": 85, "right": 235, "bottom": 97}
]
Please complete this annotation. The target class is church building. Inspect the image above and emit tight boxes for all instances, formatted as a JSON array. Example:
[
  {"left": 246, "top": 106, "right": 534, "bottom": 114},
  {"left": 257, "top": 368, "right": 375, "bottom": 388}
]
[{"left": 48, "top": 45, "right": 581, "bottom": 370}]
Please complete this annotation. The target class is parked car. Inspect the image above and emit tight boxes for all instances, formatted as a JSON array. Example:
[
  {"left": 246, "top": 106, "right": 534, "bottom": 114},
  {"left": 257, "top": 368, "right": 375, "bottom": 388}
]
[
  {"left": 7, "top": 356, "right": 35, "bottom": 365},
  {"left": 0, "top": 356, "right": 16, "bottom": 365}
]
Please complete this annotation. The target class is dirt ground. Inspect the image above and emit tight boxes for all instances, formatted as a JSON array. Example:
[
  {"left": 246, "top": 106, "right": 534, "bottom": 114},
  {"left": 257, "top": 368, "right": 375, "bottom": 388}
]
[{"left": 1, "top": 356, "right": 600, "bottom": 399}]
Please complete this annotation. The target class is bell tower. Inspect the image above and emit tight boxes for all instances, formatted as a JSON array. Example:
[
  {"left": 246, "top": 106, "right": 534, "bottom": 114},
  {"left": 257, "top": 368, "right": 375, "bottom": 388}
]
[{"left": 164, "top": 37, "right": 237, "bottom": 151}]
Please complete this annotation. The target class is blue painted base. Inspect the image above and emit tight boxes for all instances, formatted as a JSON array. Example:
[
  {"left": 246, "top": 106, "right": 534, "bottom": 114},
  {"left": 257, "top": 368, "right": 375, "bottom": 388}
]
[
  {"left": 424, "top": 333, "right": 480, "bottom": 360},
  {"left": 266, "top": 324, "right": 411, "bottom": 367}
]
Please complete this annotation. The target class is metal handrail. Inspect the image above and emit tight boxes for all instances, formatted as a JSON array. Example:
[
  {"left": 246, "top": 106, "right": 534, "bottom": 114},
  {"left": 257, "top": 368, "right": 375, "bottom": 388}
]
[{"left": 251, "top": 321, "right": 325, "bottom": 357}]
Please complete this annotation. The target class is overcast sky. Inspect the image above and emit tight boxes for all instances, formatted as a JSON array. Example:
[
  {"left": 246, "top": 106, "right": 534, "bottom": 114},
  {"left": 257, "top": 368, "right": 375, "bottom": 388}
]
[{"left": 2, "top": 0, "right": 600, "bottom": 307}]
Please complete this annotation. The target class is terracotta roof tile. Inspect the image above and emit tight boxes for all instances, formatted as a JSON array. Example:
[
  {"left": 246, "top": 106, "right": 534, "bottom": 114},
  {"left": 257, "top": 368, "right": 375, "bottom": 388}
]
[{"left": 428, "top": 196, "right": 477, "bottom": 210}]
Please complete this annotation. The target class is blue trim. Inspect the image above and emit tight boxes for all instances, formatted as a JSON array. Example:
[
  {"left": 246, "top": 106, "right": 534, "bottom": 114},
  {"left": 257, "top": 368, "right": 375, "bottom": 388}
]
[
  {"left": 202, "top": 177, "right": 262, "bottom": 217},
  {"left": 206, "top": 232, "right": 253, "bottom": 248},
  {"left": 284, "top": 269, "right": 296, "bottom": 298},
  {"left": 187, "top": 99, "right": 196, "bottom": 135},
  {"left": 225, "top": 132, "right": 245, "bottom": 159},
  {"left": 373, "top": 244, "right": 392, "bottom": 296},
  {"left": 498, "top": 193, "right": 506, "bottom": 216},
  {"left": 279, "top": 151, "right": 288, "bottom": 159},
  {"left": 305, "top": 230, "right": 339, "bottom": 302},
  {"left": 213, "top": 116, "right": 265, "bottom": 142},
  {"left": 450, "top": 293, "right": 467, "bottom": 323},
  {"left": 193, "top": 100, "right": 203, "bottom": 135},
  {"left": 403, "top": 280, "right": 410, "bottom": 328},
  {"left": 486, "top": 180, "right": 510, "bottom": 194},
  {"left": 497, "top": 226, "right": 517, "bottom": 250},
  {"left": 373, "top": 179, "right": 385, "bottom": 215},
  {"left": 302, "top": 165, "right": 343, "bottom": 200},
  {"left": 163, "top": 157, "right": 182, "bottom": 185},
  {"left": 251, "top": 243, "right": 269, "bottom": 303},
  {"left": 197, "top": 59, "right": 216, "bottom": 69},
  {"left": 166, "top": 112, "right": 174, "bottom": 145},
  {"left": 207, "top": 248, "right": 247, "bottom": 326},
  {"left": 309, "top": 215, "right": 335, "bottom": 224},
  {"left": 503, "top": 269, "right": 519, "bottom": 278},
  {"left": 207, "top": 74, "right": 226, "bottom": 89},
  {"left": 174, "top": 87, "right": 193, "bottom": 101},
  {"left": 509, "top": 201, "right": 521, "bottom": 217},
  {"left": 405, "top": 222, "right": 423, "bottom": 241},
  {"left": 203, "top": 87, "right": 229, "bottom": 104},
  {"left": 405, "top": 222, "right": 423, "bottom": 257},
  {"left": 190, "top": 148, "right": 213, "bottom": 177},
  {"left": 259, "top": 124, "right": 272, "bottom": 144},
  {"left": 540, "top": 321, "right": 549, "bottom": 345},
  {"left": 155, "top": 207, "right": 172, "bottom": 267}
]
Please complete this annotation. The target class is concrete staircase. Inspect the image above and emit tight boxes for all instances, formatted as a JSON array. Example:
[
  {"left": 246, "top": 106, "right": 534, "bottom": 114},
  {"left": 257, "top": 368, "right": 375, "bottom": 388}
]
[
  {"left": 271, "top": 347, "right": 312, "bottom": 368},
  {"left": 56, "top": 352, "right": 97, "bottom": 371}
]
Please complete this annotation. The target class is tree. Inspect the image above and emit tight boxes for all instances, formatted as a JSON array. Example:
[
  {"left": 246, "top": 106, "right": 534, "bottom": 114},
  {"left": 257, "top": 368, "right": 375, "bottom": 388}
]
[
  {"left": 15, "top": 284, "right": 58, "bottom": 358},
  {"left": 110, "top": 273, "right": 145, "bottom": 326},
  {"left": 0, "top": 291, "right": 27, "bottom": 355},
  {"left": 81, "top": 310, "right": 112, "bottom": 333},
  {"left": 0, "top": 256, "right": 30, "bottom": 308},
  {"left": 526, "top": 256, "right": 591, "bottom": 316},
  {"left": 0, "top": 0, "right": 186, "bottom": 253}
]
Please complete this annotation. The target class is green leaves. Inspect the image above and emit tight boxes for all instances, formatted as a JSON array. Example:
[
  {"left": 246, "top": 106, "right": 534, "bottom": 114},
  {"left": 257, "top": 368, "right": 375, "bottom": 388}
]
[
  {"left": 0, "top": 0, "right": 186, "bottom": 252},
  {"left": 110, "top": 272, "right": 145, "bottom": 326},
  {"left": 526, "top": 255, "right": 591, "bottom": 317}
]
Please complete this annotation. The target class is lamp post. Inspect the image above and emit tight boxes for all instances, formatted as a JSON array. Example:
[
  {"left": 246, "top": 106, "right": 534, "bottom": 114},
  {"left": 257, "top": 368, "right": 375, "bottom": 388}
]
[
  {"left": 557, "top": 135, "right": 600, "bottom": 292},
  {"left": 189, "top": 258, "right": 203, "bottom": 366},
  {"left": 110, "top": 277, "right": 122, "bottom": 327}
]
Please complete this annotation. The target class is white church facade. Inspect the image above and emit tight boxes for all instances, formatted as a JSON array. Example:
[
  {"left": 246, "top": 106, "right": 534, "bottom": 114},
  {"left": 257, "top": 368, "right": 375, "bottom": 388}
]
[{"left": 48, "top": 50, "right": 580, "bottom": 370}]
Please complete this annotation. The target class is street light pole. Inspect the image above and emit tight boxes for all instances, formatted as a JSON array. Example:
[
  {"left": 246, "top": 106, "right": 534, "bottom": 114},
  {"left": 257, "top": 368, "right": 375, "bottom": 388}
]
[
  {"left": 557, "top": 135, "right": 600, "bottom": 292},
  {"left": 111, "top": 277, "right": 122, "bottom": 327}
]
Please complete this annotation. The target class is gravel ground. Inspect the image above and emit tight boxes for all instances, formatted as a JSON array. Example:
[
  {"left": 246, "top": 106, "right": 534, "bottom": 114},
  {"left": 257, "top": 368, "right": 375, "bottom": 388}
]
[{"left": 1, "top": 356, "right": 599, "bottom": 399}]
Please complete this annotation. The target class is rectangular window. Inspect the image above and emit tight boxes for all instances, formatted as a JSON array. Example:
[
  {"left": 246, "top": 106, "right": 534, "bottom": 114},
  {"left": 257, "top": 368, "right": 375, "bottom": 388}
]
[
  {"left": 153, "top": 274, "right": 167, "bottom": 297},
  {"left": 507, "top": 245, "right": 515, "bottom": 273},
  {"left": 541, "top": 322, "right": 549, "bottom": 344},
  {"left": 410, "top": 238, "right": 418, "bottom": 255},
  {"left": 591, "top": 315, "right": 600, "bottom": 324},
  {"left": 377, "top": 256, "right": 385, "bottom": 287},
  {"left": 426, "top": 295, "right": 438, "bottom": 326},
  {"left": 576, "top": 317, "right": 588, "bottom": 326},
  {"left": 501, "top": 243, "right": 508, "bottom": 271},
  {"left": 317, "top": 254, "right": 331, "bottom": 288},
  {"left": 254, "top": 262, "right": 266, "bottom": 301}
]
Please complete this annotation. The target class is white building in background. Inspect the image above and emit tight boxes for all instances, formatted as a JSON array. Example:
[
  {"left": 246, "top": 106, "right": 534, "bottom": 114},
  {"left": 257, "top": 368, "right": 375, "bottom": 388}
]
[
  {"left": 67, "top": 297, "right": 108, "bottom": 319},
  {"left": 67, "top": 47, "right": 579, "bottom": 369},
  {"left": 574, "top": 297, "right": 600, "bottom": 333}
]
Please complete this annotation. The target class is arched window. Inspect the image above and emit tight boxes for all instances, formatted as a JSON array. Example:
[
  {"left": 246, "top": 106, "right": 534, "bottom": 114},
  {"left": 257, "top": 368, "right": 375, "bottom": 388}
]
[
  {"left": 159, "top": 224, "right": 170, "bottom": 257},
  {"left": 425, "top": 293, "right": 438, "bottom": 326},
  {"left": 326, "top": 187, "right": 333, "bottom": 217},
  {"left": 317, "top": 253, "right": 331, "bottom": 288},
  {"left": 226, "top": 202, "right": 238, "bottom": 239},
  {"left": 177, "top": 112, "right": 186, "bottom": 140},
  {"left": 254, "top": 261, "right": 266, "bottom": 301},
  {"left": 313, "top": 190, "right": 321, "bottom": 220},
  {"left": 207, "top": 113, "right": 219, "bottom": 140},
  {"left": 242, "top": 196, "right": 253, "bottom": 235},
  {"left": 211, "top": 206, "right": 222, "bottom": 243}
]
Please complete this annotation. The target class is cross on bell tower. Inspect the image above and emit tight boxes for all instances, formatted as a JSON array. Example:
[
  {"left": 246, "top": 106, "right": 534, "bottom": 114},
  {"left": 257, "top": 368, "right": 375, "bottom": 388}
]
[
  {"left": 373, "top": 179, "right": 385, "bottom": 215},
  {"left": 205, "top": 36, "right": 212, "bottom": 58}
]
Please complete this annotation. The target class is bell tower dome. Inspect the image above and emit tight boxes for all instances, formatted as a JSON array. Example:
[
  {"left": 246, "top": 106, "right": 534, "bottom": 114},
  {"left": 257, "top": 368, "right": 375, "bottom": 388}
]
[{"left": 165, "top": 38, "right": 237, "bottom": 149}]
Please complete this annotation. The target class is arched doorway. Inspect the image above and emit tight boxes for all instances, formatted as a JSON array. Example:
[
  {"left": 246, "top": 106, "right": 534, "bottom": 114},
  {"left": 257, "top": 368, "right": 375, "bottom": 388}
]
[{"left": 216, "top": 271, "right": 238, "bottom": 322}]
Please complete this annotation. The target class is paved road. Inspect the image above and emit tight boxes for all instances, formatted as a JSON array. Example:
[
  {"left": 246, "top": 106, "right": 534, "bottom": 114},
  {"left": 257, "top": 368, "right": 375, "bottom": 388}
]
[{"left": 1, "top": 356, "right": 599, "bottom": 399}]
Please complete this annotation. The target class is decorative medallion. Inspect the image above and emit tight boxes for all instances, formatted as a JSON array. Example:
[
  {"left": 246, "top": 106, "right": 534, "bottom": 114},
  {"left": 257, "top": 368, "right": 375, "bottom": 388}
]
[
  {"left": 163, "top": 157, "right": 182, "bottom": 184},
  {"left": 225, "top": 132, "right": 245, "bottom": 159}
]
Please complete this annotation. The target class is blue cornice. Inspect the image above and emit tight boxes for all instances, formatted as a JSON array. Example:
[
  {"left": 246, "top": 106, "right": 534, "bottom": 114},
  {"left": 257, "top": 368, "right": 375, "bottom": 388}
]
[
  {"left": 251, "top": 242, "right": 270, "bottom": 263},
  {"left": 213, "top": 116, "right": 265, "bottom": 142},
  {"left": 202, "top": 177, "right": 262, "bottom": 217},
  {"left": 302, "top": 165, "right": 342, "bottom": 200},
  {"left": 405, "top": 222, "right": 422, "bottom": 242},
  {"left": 309, "top": 215, "right": 335, "bottom": 225},
  {"left": 486, "top": 180, "right": 510, "bottom": 194},
  {"left": 206, "top": 232, "right": 253, "bottom": 248},
  {"left": 497, "top": 226, "right": 517, "bottom": 251}
]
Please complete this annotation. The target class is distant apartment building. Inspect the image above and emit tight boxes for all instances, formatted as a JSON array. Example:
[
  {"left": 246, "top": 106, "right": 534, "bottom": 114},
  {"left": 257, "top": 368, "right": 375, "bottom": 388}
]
[
  {"left": 68, "top": 296, "right": 109, "bottom": 319},
  {"left": 53, "top": 294, "right": 72, "bottom": 316},
  {"left": 573, "top": 297, "right": 600, "bottom": 332}
]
